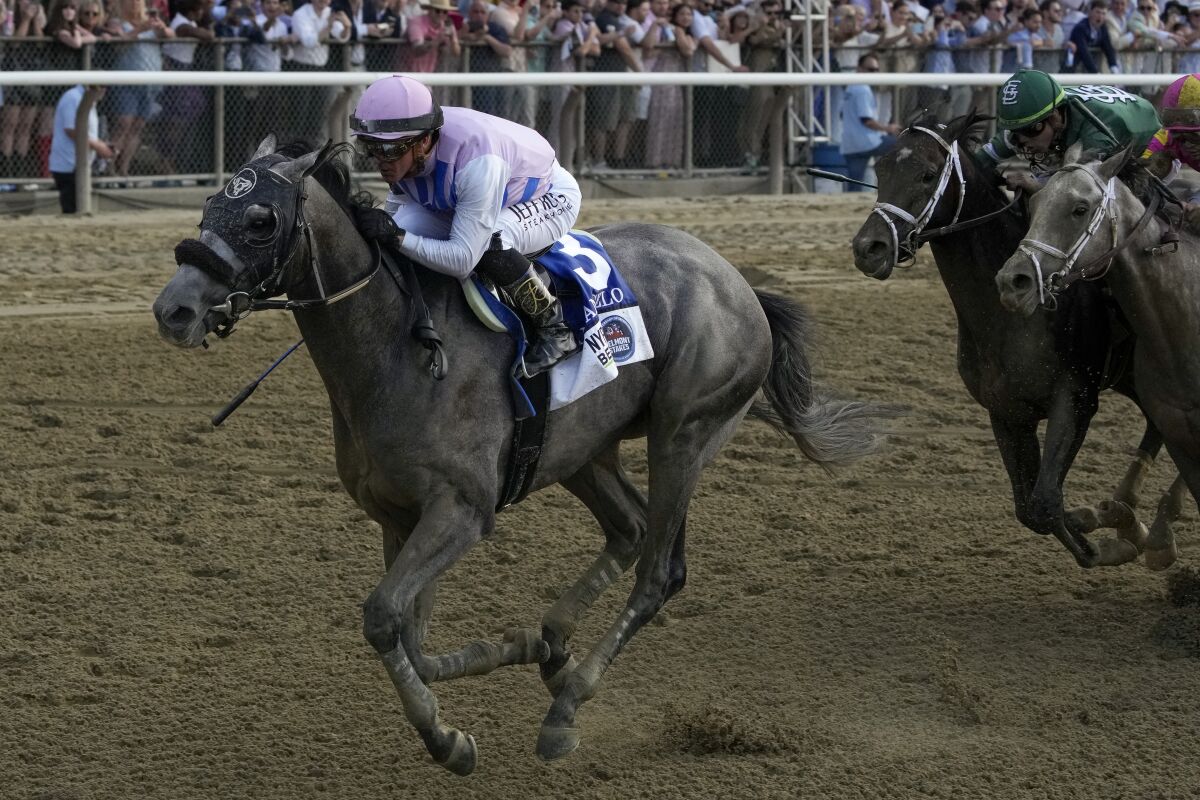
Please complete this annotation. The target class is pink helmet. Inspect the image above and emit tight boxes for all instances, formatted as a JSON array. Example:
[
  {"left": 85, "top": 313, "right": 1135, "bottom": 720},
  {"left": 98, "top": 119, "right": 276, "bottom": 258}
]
[
  {"left": 1160, "top": 74, "right": 1200, "bottom": 132},
  {"left": 350, "top": 75, "right": 444, "bottom": 141}
]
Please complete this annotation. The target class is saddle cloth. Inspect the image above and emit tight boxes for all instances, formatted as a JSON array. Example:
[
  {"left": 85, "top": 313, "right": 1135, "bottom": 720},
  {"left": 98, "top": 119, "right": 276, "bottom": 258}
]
[{"left": 465, "top": 230, "right": 654, "bottom": 416}]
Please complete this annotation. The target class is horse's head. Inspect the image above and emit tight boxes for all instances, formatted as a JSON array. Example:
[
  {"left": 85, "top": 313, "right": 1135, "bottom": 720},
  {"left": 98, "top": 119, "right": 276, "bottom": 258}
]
[
  {"left": 852, "top": 110, "right": 990, "bottom": 280},
  {"left": 995, "top": 143, "right": 1132, "bottom": 316},
  {"left": 152, "top": 136, "right": 333, "bottom": 348}
]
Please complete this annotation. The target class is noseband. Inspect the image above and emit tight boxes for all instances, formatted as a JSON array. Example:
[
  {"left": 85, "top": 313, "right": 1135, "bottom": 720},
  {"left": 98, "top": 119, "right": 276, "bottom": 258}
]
[
  {"left": 1014, "top": 162, "right": 1162, "bottom": 308},
  {"left": 870, "top": 125, "right": 966, "bottom": 272}
]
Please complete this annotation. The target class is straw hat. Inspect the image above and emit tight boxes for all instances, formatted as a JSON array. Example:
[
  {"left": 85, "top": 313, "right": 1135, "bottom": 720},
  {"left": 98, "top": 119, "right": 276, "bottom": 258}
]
[{"left": 421, "top": 0, "right": 457, "bottom": 10}]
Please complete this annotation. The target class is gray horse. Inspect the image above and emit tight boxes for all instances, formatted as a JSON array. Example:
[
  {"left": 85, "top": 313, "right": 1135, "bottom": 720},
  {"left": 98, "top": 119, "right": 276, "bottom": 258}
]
[
  {"left": 151, "top": 139, "right": 892, "bottom": 774},
  {"left": 995, "top": 144, "right": 1191, "bottom": 569}
]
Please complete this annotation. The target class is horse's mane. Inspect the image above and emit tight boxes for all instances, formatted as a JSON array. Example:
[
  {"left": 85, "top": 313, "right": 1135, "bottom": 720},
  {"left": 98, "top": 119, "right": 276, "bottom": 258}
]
[{"left": 277, "top": 140, "right": 376, "bottom": 211}]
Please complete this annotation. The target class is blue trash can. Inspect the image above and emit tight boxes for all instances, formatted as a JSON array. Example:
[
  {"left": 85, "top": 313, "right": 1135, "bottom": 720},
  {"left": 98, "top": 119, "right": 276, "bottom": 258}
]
[{"left": 811, "top": 144, "right": 848, "bottom": 194}]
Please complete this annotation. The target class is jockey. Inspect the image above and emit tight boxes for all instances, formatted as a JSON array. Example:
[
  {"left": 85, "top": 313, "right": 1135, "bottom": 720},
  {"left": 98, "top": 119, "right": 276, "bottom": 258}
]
[
  {"left": 976, "top": 68, "right": 1162, "bottom": 194},
  {"left": 1143, "top": 73, "right": 1200, "bottom": 212},
  {"left": 349, "top": 74, "right": 581, "bottom": 377}
]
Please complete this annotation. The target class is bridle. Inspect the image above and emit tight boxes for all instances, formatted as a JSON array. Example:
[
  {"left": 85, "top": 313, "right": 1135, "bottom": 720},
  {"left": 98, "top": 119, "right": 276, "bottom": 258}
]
[
  {"left": 870, "top": 125, "right": 966, "bottom": 273},
  {"left": 869, "top": 124, "right": 1025, "bottom": 275},
  {"left": 1014, "top": 160, "right": 1163, "bottom": 308},
  {"left": 175, "top": 151, "right": 446, "bottom": 378}
]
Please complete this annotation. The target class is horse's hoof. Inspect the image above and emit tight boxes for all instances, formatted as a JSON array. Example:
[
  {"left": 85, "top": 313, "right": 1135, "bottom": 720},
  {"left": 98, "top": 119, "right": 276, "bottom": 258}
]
[
  {"left": 1095, "top": 537, "right": 1139, "bottom": 567},
  {"left": 1096, "top": 500, "right": 1135, "bottom": 531},
  {"left": 1118, "top": 521, "right": 1149, "bottom": 553},
  {"left": 1144, "top": 545, "right": 1180, "bottom": 572},
  {"left": 434, "top": 731, "right": 477, "bottom": 776},
  {"left": 504, "top": 626, "right": 551, "bottom": 664},
  {"left": 536, "top": 724, "right": 581, "bottom": 761},
  {"left": 1065, "top": 506, "right": 1101, "bottom": 534}
]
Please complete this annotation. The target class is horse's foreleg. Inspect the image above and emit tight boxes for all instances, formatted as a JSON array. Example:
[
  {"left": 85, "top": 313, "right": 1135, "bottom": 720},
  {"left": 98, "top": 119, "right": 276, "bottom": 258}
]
[
  {"left": 363, "top": 498, "right": 486, "bottom": 776},
  {"left": 542, "top": 450, "right": 646, "bottom": 697},
  {"left": 989, "top": 413, "right": 1051, "bottom": 534},
  {"left": 1144, "top": 474, "right": 1187, "bottom": 571},
  {"left": 537, "top": 411, "right": 736, "bottom": 762},
  {"left": 397, "top": 580, "right": 547, "bottom": 685}
]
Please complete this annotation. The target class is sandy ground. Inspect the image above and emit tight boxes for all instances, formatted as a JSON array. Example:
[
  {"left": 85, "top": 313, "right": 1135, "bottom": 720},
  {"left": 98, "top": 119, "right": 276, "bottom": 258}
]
[{"left": 2, "top": 193, "right": 1199, "bottom": 800}]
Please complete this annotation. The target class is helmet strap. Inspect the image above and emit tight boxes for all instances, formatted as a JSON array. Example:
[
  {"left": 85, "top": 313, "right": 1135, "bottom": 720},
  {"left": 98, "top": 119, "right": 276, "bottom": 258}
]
[{"left": 408, "top": 130, "right": 439, "bottom": 176}]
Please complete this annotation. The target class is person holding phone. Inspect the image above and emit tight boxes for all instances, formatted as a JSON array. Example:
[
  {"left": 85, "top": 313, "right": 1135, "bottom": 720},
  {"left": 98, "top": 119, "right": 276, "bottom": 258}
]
[{"left": 109, "top": 0, "right": 174, "bottom": 177}]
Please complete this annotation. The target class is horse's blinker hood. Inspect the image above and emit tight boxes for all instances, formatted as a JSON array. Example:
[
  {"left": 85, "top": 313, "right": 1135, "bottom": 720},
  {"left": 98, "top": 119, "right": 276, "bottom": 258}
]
[{"left": 175, "top": 154, "right": 305, "bottom": 294}]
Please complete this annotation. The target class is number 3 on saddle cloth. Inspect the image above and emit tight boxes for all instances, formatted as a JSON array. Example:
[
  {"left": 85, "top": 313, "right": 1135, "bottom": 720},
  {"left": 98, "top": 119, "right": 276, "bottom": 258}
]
[{"left": 464, "top": 230, "right": 655, "bottom": 420}]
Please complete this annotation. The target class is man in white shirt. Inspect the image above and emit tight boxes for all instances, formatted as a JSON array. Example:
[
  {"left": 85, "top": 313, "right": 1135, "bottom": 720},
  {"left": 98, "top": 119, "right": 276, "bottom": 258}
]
[
  {"left": 690, "top": 0, "right": 747, "bottom": 166},
  {"left": 49, "top": 85, "right": 113, "bottom": 214},
  {"left": 285, "top": 0, "right": 350, "bottom": 144}
]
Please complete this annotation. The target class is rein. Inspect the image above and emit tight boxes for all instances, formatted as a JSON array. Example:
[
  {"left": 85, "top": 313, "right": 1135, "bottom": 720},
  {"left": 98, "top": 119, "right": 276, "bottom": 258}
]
[{"left": 1015, "top": 162, "right": 1162, "bottom": 307}]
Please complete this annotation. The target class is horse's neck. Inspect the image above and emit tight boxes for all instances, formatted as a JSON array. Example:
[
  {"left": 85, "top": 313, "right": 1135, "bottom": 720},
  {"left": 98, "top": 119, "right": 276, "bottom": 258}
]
[
  {"left": 927, "top": 177, "right": 1021, "bottom": 326},
  {"left": 288, "top": 200, "right": 420, "bottom": 409},
  {"left": 1109, "top": 212, "right": 1200, "bottom": 363}
]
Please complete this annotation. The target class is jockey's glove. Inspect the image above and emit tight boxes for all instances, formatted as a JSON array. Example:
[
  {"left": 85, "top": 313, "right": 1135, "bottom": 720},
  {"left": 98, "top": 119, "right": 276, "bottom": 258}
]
[{"left": 351, "top": 205, "right": 405, "bottom": 249}]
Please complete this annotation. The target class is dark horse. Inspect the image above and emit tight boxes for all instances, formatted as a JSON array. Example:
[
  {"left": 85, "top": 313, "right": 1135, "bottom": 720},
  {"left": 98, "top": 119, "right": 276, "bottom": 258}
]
[
  {"left": 850, "top": 111, "right": 1171, "bottom": 569},
  {"left": 151, "top": 139, "right": 891, "bottom": 774}
]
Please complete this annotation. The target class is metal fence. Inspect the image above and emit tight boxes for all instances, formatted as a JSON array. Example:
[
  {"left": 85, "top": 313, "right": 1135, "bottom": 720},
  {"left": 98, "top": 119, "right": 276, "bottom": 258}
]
[{"left": 0, "top": 35, "right": 1180, "bottom": 192}]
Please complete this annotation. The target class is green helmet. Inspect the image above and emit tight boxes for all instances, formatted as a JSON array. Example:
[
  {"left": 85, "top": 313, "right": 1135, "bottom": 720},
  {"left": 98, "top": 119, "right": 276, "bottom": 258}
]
[{"left": 996, "top": 69, "right": 1067, "bottom": 130}]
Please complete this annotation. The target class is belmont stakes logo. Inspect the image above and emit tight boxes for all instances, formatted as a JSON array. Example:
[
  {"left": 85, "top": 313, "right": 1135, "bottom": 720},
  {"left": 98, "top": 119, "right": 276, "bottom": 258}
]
[
  {"left": 601, "top": 315, "right": 636, "bottom": 363},
  {"left": 225, "top": 168, "right": 257, "bottom": 199}
]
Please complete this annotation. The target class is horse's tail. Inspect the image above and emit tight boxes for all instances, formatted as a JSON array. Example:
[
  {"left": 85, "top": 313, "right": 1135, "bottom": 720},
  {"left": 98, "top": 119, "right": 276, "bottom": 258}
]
[{"left": 748, "top": 290, "right": 898, "bottom": 469}]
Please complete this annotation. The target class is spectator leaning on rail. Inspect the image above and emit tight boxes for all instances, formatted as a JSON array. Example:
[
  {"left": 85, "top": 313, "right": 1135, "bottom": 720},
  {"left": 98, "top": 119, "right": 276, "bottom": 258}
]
[
  {"left": 348, "top": 75, "right": 583, "bottom": 375},
  {"left": 399, "top": 0, "right": 461, "bottom": 91},
  {"left": 49, "top": 84, "right": 114, "bottom": 213},
  {"left": 977, "top": 68, "right": 1162, "bottom": 194},
  {"left": 460, "top": 0, "right": 512, "bottom": 118},
  {"left": 1063, "top": 0, "right": 1119, "bottom": 71},
  {"left": 839, "top": 52, "right": 900, "bottom": 192}
]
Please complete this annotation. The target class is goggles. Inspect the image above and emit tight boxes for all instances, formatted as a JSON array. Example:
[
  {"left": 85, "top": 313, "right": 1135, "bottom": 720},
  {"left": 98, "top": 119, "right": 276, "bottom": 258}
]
[
  {"left": 1012, "top": 119, "right": 1050, "bottom": 141},
  {"left": 355, "top": 135, "right": 425, "bottom": 162}
]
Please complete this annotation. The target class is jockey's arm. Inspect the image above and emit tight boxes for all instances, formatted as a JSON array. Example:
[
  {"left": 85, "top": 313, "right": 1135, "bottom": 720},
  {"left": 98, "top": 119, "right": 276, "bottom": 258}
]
[{"left": 397, "top": 155, "right": 512, "bottom": 280}]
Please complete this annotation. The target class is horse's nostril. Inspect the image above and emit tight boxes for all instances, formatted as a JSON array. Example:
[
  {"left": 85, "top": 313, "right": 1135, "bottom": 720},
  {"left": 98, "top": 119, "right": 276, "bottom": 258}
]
[
  {"left": 1011, "top": 273, "right": 1032, "bottom": 292},
  {"left": 166, "top": 305, "right": 196, "bottom": 327}
]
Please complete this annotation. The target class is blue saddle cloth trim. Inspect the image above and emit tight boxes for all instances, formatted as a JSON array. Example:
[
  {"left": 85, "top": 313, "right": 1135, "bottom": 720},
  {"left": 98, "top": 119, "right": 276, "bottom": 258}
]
[{"left": 470, "top": 232, "right": 636, "bottom": 419}]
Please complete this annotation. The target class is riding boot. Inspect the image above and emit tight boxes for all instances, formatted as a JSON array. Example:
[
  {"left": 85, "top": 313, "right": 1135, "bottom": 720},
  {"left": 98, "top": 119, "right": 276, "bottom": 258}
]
[{"left": 502, "top": 265, "right": 580, "bottom": 376}]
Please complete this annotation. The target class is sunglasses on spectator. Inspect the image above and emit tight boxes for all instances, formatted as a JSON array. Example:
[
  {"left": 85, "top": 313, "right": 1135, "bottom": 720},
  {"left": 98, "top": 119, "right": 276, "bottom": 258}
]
[
  {"left": 1013, "top": 119, "right": 1049, "bottom": 140},
  {"left": 355, "top": 135, "right": 424, "bottom": 162},
  {"left": 862, "top": 65, "right": 880, "bottom": 71}
]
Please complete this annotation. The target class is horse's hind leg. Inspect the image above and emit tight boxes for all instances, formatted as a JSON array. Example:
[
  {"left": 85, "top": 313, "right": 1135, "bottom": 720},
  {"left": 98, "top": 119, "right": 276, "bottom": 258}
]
[
  {"left": 537, "top": 404, "right": 748, "bottom": 761},
  {"left": 1144, "top": 475, "right": 1186, "bottom": 571},
  {"left": 541, "top": 444, "right": 647, "bottom": 697}
]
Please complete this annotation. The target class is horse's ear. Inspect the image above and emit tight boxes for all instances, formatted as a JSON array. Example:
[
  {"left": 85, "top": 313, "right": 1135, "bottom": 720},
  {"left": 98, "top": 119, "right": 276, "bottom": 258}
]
[
  {"left": 252, "top": 134, "right": 277, "bottom": 161},
  {"left": 1098, "top": 143, "right": 1135, "bottom": 181},
  {"left": 1063, "top": 140, "right": 1086, "bottom": 165},
  {"left": 946, "top": 107, "right": 993, "bottom": 149},
  {"left": 269, "top": 148, "right": 322, "bottom": 184}
]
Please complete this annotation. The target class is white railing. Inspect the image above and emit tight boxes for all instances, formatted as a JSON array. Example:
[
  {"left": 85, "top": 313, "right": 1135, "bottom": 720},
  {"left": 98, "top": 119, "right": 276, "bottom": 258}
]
[{"left": 5, "top": 70, "right": 1183, "bottom": 214}]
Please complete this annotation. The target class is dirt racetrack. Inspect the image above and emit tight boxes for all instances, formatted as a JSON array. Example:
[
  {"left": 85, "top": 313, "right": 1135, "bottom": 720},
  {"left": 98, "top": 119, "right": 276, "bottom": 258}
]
[{"left": 2, "top": 193, "right": 1199, "bottom": 800}]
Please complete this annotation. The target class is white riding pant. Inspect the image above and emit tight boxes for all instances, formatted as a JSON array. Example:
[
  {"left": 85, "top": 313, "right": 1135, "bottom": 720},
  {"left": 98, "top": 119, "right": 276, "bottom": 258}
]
[{"left": 386, "top": 162, "right": 582, "bottom": 258}]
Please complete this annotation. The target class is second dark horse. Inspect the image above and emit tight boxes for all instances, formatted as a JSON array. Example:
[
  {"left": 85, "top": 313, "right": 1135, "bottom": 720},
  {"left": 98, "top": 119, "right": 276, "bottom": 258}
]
[{"left": 851, "top": 111, "right": 1181, "bottom": 569}]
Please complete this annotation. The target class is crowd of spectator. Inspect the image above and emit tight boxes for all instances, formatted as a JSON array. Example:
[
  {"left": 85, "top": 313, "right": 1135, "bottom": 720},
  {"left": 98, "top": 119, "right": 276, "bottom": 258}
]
[{"left": 2, "top": 0, "right": 1199, "bottom": 182}]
